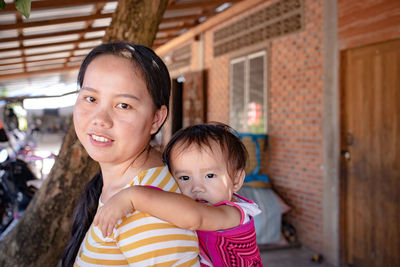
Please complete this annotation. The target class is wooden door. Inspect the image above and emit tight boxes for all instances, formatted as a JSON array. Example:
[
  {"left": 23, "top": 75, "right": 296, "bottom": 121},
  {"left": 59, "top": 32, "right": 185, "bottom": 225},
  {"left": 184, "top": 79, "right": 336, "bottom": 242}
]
[
  {"left": 182, "top": 70, "right": 206, "bottom": 127},
  {"left": 341, "top": 39, "right": 400, "bottom": 267}
]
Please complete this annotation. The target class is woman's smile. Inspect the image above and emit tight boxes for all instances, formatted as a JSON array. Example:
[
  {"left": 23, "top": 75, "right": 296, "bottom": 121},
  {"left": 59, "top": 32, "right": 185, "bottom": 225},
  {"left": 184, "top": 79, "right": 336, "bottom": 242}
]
[{"left": 89, "top": 133, "right": 114, "bottom": 146}]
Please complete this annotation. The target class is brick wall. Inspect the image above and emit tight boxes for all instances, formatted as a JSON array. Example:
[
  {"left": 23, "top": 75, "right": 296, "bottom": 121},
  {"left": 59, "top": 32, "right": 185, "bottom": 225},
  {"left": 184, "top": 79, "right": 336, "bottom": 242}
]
[
  {"left": 204, "top": 29, "right": 230, "bottom": 123},
  {"left": 159, "top": 0, "right": 326, "bottom": 253},
  {"left": 157, "top": 0, "right": 399, "bottom": 260},
  {"left": 200, "top": 0, "right": 326, "bottom": 251},
  {"left": 264, "top": 0, "right": 325, "bottom": 249}
]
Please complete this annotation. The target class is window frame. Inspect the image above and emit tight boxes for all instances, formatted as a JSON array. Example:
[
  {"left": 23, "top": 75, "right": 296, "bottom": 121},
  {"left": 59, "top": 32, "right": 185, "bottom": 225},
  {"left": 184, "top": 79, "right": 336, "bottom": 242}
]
[{"left": 229, "top": 50, "right": 268, "bottom": 134}]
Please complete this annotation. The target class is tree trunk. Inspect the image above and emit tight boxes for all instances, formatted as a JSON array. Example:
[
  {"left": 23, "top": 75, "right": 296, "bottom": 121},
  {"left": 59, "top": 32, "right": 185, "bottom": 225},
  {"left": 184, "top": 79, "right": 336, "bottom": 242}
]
[
  {"left": 104, "top": 0, "right": 168, "bottom": 47},
  {"left": 0, "top": 0, "right": 168, "bottom": 266}
]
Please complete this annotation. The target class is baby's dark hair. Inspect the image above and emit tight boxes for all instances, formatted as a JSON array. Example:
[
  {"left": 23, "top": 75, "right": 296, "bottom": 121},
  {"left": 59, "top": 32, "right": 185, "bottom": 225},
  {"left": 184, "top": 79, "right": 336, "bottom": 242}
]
[{"left": 163, "top": 122, "right": 248, "bottom": 178}]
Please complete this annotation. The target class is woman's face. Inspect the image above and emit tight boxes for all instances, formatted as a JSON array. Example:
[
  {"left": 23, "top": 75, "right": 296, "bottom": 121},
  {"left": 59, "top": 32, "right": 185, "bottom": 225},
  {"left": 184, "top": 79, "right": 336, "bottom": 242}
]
[{"left": 73, "top": 54, "right": 164, "bottom": 165}]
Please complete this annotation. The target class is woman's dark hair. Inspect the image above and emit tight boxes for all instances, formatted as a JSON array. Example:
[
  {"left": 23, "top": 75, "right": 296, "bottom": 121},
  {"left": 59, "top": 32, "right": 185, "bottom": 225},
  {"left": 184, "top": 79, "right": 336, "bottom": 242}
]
[
  {"left": 163, "top": 122, "right": 248, "bottom": 178},
  {"left": 62, "top": 173, "right": 102, "bottom": 267},
  {"left": 62, "top": 42, "right": 171, "bottom": 266},
  {"left": 77, "top": 42, "right": 171, "bottom": 137}
]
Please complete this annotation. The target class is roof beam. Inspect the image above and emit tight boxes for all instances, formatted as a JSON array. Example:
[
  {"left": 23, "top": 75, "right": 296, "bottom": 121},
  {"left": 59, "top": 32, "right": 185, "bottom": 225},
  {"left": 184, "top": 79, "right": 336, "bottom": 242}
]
[
  {"left": 0, "top": 47, "right": 93, "bottom": 62},
  {"left": 0, "top": 37, "right": 101, "bottom": 53},
  {"left": 0, "top": 55, "right": 84, "bottom": 67},
  {"left": 0, "top": 13, "right": 112, "bottom": 31},
  {"left": 66, "top": 3, "right": 106, "bottom": 68},
  {"left": 0, "top": 65, "right": 80, "bottom": 81},
  {"left": 0, "top": 0, "right": 245, "bottom": 83},
  {"left": 2, "top": 0, "right": 111, "bottom": 12},
  {"left": 0, "top": 27, "right": 108, "bottom": 43},
  {"left": 167, "top": 0, "right": 229, "bottom": 10}
]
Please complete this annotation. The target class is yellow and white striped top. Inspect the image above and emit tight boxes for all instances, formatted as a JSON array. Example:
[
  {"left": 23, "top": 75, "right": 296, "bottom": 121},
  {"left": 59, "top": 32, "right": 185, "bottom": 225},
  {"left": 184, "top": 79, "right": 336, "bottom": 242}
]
[{"left": 74, "top": 166, "right": 200, "bottom": 266}]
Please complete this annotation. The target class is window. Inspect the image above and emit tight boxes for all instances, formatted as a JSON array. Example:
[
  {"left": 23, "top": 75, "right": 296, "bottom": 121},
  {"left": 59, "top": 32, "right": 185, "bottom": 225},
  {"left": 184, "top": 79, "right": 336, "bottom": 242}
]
[{"left": 230, "top": 51, "right": 267, "bottom": 133}]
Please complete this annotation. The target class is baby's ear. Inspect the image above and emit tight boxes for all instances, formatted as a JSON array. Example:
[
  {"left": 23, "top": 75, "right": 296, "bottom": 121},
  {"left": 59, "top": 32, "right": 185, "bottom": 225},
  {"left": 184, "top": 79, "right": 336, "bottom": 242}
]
[{"left": 232, "top": 169, "right": 245, "bottom": 192}]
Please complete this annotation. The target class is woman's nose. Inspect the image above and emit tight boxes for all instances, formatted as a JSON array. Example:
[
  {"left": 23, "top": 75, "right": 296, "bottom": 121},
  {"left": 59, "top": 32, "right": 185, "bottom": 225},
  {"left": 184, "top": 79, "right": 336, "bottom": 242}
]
[{"left": 92, "top": 108, "right": 112, "bottom": 128}]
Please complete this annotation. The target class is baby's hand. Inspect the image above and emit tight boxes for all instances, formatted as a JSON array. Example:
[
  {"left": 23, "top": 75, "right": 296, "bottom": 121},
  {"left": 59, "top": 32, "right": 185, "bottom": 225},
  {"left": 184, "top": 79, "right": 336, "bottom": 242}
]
[{"left": 93, "top": 187, "right": 135, "bottom": 238}]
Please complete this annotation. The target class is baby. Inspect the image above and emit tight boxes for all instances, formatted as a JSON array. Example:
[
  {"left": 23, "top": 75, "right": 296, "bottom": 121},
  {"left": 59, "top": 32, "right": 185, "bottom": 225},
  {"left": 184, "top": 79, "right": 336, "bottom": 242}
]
[{"left": 94, "top": 122, "right": 263, "bottom": 266}]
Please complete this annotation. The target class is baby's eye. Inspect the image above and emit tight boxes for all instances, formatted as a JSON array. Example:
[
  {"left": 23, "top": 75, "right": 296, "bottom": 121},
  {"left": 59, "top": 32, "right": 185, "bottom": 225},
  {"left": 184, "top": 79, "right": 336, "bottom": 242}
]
[
  {"left": 117, "top": 103, "right": 131, "bottom": 109},
  {"left": 205, "top": 173, "right": 216, "bottom": 179},
  {"left": 84, "top": 96, "right": 96, "bottom": 103},
  {"left": 179, "top": 176, "right": 190, "bottom": 181}
]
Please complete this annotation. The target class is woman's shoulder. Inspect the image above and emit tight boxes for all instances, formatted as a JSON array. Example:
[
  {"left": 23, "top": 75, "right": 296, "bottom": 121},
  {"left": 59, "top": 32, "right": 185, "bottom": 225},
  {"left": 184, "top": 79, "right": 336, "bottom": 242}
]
[
  {"left": 130, "top": 165, "right": 180, "bottom": 193},
  {"left": 138, "top": 165, "right": 169, "bottom": 180}
]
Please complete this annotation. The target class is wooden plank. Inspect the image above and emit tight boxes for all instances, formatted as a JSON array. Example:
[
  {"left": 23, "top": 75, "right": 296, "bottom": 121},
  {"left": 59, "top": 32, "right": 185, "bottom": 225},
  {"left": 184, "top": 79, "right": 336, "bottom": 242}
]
[
  {"left": 0, "top": 13, "right": 112, "bottom": 31},
  {"left": 182, "top": 70, "right": 206, "bottom": 127},
  {"left": 1, "top": 0, "right": 110, "bottom": 11},
  {"left": 0, "top": 37, "right": 101, "bottom": 53},
  {"left": 342, "top": 38, "right": 400, "bottom": 266},
  {"left": 167, "top": 0, "right": 238, "bottom": 10},
  {"left": 0, "top": 65, "right": 80, "bottom": 81},
  {"left": 0, "top": 27, "right": 108, "bottom": 43}
]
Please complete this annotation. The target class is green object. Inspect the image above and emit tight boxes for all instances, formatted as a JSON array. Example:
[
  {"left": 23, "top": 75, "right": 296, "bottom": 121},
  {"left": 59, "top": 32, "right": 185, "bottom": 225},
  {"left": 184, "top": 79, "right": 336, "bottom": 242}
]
[
  {"left": 15, "top": 0, "right": 31, "bottom": 18},
  {"left": 0, "top": 0, "right": 6, "bottom": 10}
]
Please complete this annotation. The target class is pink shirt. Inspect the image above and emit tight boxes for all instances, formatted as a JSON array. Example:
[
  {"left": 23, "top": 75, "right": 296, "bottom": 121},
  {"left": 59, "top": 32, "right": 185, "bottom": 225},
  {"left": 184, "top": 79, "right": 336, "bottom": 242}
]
[{"left": 197, "top": 194, "right": 263, "bottom": 266}]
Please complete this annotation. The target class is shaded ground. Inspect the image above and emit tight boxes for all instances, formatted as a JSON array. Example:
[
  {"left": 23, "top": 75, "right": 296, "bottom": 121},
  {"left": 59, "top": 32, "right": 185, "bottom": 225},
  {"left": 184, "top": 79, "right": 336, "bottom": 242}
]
[{"left": 260, "top": 246, "right": 334, "bottom": 267}]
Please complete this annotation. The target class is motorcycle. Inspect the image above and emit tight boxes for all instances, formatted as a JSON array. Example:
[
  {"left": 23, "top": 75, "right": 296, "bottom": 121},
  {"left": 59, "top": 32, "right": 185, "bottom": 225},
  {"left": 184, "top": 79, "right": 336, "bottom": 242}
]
[
  {"left": 0, "top": 147, "right": 39, "bottom": 238},
  {"left": 0, "top": 112, "right": 41, "bottom": 238}
]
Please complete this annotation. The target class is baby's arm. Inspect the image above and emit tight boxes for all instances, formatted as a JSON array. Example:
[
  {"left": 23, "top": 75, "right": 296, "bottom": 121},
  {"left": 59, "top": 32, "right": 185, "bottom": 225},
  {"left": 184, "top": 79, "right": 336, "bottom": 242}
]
[
  {"left": 94, "top": 188, "right": 135, "bottom": 237},
  {"left": 94, "top": 185, "right": 242, "bottom": 236}
]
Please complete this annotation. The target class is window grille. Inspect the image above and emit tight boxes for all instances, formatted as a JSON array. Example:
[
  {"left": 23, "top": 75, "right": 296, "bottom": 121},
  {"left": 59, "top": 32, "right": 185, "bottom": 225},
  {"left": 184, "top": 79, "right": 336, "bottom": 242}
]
[{"left": 230, "top": 51, "right": 267, "bottom": 133}]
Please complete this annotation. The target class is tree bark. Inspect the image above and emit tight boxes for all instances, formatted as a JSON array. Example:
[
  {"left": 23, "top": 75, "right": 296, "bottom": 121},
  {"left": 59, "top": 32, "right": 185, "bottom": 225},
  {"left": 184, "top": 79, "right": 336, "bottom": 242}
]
[
  {"left": 104, "top": 0, "right": 168, "bottom": 47},
  {"left": 0, "top": 0, "right": 168, "bottom": 266}
]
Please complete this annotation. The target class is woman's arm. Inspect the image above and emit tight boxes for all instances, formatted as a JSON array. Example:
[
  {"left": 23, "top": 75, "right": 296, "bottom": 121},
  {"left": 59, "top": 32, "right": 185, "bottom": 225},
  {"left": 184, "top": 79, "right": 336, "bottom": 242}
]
[{"left": 94, "top": 185, "right": 242, "bottom": 237}]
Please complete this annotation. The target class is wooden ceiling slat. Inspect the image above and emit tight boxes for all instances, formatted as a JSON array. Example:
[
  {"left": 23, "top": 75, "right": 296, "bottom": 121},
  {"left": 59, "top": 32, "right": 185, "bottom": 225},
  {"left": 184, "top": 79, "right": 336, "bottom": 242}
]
[
  {"left": 0, "top": 0, "right": 244, "bottom": 86},
  {"left": 167, "top": 0, "right": 228, "bottom": 10},
  {"left": 2, "top": 0, "right": 111, "bottom": 12},
  {"left": 0, "top": 65, "right": 80, "bottom": 81},
  {"left": 167, "top": 0, "right": 180, "bottom": 7},
  {"left": 158, "top": 22, "right": 198, "bottom": 34},
  {"left": 160, "top": 13, "right": 202, "bottom": 24},
  {"left": 66, "top": 3, "right": 107, "bottom": 68},
  {"left": 154, "top": 33, "right": 181, "bottom": 43},
  {"left": 0, "top": 27, "right": 108, "bottom": 43},
  {"left": 0, "top": 55, "right": 84, "bottom": 67},
  {"left": 0, "top": 13, "right": 113, "bottom": 31},
  {"left": 0, "top": 47, "right": 93, "bottom": 61},
  {"left": 0, "top": 20, "right": 186, "bottom": 46},
  {"left": 0, "top": 37, "right": 102, "bottom": 53}
]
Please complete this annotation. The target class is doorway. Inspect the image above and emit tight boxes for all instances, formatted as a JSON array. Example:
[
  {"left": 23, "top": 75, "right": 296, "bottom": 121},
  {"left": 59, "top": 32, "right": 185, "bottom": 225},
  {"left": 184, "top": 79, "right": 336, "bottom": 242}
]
[
  {"left": 340, "top": 38, "right": 400, "bottom": 266},
  {"left": 171, "top": 78, "right": 183, "bottom": 135},
  {"left": 170, "top": 70, "right": 207, "bottom": 136}
]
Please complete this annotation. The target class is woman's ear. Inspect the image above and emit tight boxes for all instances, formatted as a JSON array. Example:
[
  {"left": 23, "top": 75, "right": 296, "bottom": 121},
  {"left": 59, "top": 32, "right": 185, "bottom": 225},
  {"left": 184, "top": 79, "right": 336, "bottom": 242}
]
[
  {"left": 232, "top": 169, "right": 246, "bottom": 192},
  {"left": 150, "top": 105, "right": 168, "bottom": 135}
]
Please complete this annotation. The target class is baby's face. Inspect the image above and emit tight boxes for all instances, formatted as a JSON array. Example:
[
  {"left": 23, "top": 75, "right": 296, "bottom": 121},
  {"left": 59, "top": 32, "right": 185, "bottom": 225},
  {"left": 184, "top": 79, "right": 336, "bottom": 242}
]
[{"left": 169, "top": 143, "right": 235, "bottom": 205}]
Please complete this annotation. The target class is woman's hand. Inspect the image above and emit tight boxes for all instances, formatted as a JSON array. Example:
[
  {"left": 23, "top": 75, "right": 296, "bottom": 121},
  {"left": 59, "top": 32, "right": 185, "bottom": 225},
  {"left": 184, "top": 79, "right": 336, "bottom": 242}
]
[{"left": 93, "top": 187, "right": 135, "bottom": 237}]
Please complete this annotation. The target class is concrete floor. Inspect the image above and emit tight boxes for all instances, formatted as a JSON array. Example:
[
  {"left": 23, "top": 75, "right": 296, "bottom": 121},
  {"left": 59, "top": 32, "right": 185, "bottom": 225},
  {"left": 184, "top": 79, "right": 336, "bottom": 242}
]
[{"left": 260, "top": 246, "right": 334, "bottom": 267}]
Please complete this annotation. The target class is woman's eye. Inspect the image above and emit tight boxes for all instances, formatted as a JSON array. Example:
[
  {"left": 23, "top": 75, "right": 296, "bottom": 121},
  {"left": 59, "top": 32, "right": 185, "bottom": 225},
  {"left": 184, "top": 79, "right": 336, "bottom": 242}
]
[
  {"left": 179, "top": 176, "right": 190, "bottom": 181},
  {"left": 84, "top": 96, "right": 96, "bottom": 103},
  {"left": 117, "top": 103, "right": 131, "bottom": 109},
  {"left": 205, "top": 173, "right": 216, "bottom": 179}
]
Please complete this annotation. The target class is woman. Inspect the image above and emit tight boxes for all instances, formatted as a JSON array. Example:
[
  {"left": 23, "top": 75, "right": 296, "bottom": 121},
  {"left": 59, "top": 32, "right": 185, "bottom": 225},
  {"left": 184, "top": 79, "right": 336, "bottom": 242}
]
[{"left": 62, "top": 42, "right": 199, "bottom": 266}]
